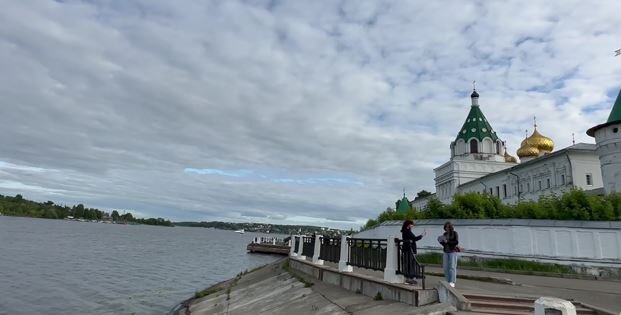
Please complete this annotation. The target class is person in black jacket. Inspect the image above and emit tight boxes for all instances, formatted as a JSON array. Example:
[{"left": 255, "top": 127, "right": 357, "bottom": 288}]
[
  {"left": 438, "top": 221, "right": 459, "bottom": 287},
  {"left": 401, "top": 220, "right": 426, "bottom": 284}
]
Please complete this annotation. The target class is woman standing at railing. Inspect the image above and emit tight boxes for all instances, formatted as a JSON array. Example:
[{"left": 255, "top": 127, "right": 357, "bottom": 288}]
[
  {"left": 438, "top": 221, "right": 459, "bottom": 288},
  {"left": 401, "top": 220, "right": 426, "bottom": 285}
]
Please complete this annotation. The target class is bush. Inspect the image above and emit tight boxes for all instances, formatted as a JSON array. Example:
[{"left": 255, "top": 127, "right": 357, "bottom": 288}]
[{"left": 362, "top": 189, "right": 621, "bottom": 230}]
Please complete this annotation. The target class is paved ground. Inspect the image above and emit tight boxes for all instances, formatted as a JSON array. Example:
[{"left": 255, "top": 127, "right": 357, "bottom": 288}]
[
  {"left": 425, "top": 266, "right": 621, "bottom": 313},
  {"left": 179, "top": 259, "right": 453, "bottom": 315},
  {"left": 322, "top": 261, "right": 621, "bottom": 313},
  {"left": 181, "top": 258, "right": 621, "bottom": 314}
]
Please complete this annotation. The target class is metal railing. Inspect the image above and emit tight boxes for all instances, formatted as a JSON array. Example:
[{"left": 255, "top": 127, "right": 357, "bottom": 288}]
[
  {"left": 302, "top": 236, "right": 315, "bottom": 257},
  {"left": 347, "top": 238, "right": 387, "bottom": 271},
  {"left": 252, "top": 236, "right": 285, "bottom": 245},
  {"left": 294, "top": 236, "right": 300, "bottom": 254},
  {"left": 395, "top": 238, "right": 426, "bottom": 289},
  {"left": 319, "top": 236, "right": 340, "bottom": 263}
]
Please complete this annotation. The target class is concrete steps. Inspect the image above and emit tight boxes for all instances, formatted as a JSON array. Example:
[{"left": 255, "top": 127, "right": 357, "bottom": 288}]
[{"left": 463, "top": 293, "right": 597, "bottom": 315}]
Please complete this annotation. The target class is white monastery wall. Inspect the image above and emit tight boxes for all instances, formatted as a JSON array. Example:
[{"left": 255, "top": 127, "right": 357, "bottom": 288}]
[{"left": 355, "top": 219, "right": 621, "bottom": 267}]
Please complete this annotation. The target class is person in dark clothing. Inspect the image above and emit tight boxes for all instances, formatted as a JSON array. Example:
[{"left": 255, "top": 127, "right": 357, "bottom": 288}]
[
  {"left": 400, "top": 220, "right": 426, "bottom": 284},
  {"left": 437, "top": 221, "right": 459, "bottom": 287}
]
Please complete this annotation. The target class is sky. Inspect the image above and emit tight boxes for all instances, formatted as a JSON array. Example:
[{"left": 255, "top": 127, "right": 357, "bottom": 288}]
[{"left": 1, "top": 1, "right": 621, "bottom": 229}]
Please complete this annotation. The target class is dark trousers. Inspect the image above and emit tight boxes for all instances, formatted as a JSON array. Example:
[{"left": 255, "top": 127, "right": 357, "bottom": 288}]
[{"left": 401, "top": 248, "right": 419, "bottom": 279}]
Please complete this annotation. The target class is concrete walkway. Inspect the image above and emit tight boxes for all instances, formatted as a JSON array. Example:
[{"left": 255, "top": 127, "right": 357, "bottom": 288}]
[
  {"left": 425, "top": 266, "right": 621, "bottom": 313},
  {"left": 323, "top": 260, "right": 621, "bottom": 313},
  {"left": 326, "top": 263, "right": 621, "bottom": 313},
  {"left": 178, "top": 259, "right": 453, "bottom": 315}
]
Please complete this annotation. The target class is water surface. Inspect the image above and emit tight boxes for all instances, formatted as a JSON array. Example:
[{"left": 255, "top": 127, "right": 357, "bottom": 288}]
[{"left": 0, "top": 216, "right": 280, "bottom": 315}]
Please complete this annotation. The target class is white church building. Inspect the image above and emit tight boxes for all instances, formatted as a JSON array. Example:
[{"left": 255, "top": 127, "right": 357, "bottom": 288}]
[{"left": 412, "top": 88, "right": 621, "bottom": 209}]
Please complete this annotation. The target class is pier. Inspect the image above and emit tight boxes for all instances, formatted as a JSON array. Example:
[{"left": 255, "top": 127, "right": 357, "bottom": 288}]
[{"left": 246, "top": 236, "right": 290, "bottom": 255}]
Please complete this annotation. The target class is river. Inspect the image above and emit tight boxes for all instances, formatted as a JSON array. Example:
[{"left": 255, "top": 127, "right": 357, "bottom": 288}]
[{"left": 0, "top": 216, "right": 281, "bottom": 315}]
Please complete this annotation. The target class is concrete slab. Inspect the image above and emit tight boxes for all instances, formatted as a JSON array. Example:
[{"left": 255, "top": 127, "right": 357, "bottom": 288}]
[{"left": 178, "top": 258, "right": 446, "bottom": 315}]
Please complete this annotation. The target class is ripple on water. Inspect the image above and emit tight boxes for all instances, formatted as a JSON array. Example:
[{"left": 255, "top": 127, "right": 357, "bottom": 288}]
[{"left": 0, "top": 217, "right": 281, "bottom": 315}]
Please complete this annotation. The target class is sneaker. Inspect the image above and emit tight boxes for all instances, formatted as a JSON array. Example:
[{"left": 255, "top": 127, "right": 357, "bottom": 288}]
[
  {"left": 405, "top": 279, "right": 418, "bottom": 285},
  {"left": 449, "top": 282, "right": 455, "bottom": 288}
]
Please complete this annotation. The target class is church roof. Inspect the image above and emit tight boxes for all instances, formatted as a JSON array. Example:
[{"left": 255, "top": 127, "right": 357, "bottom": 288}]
[
  {"left": 455, "top": 104, "right": 499, "bottom": 142},
  {"left": 606, "top": 89, "right": 621, "bottom": 123},
  {"left": 396, "top": 195, "right": 411, "bottom": 213},
  {"left": 587, "top": 89, "right": 621, "bottom": 136}
]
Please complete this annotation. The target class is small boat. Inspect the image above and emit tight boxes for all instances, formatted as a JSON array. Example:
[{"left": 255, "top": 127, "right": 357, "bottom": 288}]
[{"left": 235, "top": 229, "right": 245, "bottom": 234}]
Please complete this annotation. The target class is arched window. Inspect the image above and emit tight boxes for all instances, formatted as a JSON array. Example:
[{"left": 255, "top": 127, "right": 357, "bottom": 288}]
[
  {"left": 470, "top": 139, "right": 478, "bottom": 153},
  {"left": 496, "top": 141, "right": 501, "bottom": 154}
]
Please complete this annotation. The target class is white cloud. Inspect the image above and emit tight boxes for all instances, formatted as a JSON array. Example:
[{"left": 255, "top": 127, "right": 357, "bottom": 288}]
[{"left": 0, "top": 0, "right": 620, "bottom": 229}]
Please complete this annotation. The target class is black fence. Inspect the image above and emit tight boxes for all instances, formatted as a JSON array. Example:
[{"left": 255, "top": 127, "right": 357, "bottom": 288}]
[
  {"left": 294, "top": 236, "right": 300, "bottom": 254},
  {"left": 302, "top": 236, "right": 315, "bottom": 257},
  {"left": 395, "top": 238, "right": 426, "bottom": 289},
  {"left": 319, "top": 236, "right": 341, "bottom": 263},
  {"left": 347, "top": 238, "right": 387, "bottom": 271}
]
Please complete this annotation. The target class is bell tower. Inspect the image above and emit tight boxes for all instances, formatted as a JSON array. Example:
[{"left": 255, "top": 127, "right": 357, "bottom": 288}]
[{"left": 587, "top": 89, "right": 621, "bottom": 194}]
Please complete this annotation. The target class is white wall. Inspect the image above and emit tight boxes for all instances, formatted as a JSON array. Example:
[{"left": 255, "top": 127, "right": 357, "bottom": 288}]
[
  {"left": 593, "top": 123, "right": 621, "bottom": 194},
  {"left": 356, "top": 219, "right": 621, "bottom": 267},
  {"left": 456, "top": 145, "right": 602, "bottom": 204}
]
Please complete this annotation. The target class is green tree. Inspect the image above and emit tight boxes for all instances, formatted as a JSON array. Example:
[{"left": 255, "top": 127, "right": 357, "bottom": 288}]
[
  {"left": 43, "top": 208, "right": 58, "bottom": 219},
  {"left": 73, "top": 204, "right": 85, "bottom": 218},
  {"left": 111, "top": 210, "right": 120, "bottom": 221},
  {"left": 414, "top": 190, "right": 433, "bottom": 200}
]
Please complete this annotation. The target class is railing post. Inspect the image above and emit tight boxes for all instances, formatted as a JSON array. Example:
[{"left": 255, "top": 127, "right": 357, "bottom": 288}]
[
  {"left": 312, "top": 235, "right": 324, "bottom": 265},
  {"left": 384, "top": 235, "right": 403, "bottom": 283},
  {"left": 289, "top": 235, "right": 297, "bottom": 257},
  {"left": 297, "top": 235, "right": 306, "bottom": 260},
  {"left": 338, "top": 235, "right": 353, "bottom": 272}
]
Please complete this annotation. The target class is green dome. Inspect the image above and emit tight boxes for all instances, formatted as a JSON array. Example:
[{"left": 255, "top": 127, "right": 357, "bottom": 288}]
[
  {"left": 587, "top": 89, "right": 621, "bottom": 137},
  {"left": 455, "top": 104, "right": 499, "bottom": 142},
  {"left": 606, "top": 89, "right": 621, "bottom": 123},
  {"left": 396, "top": 195, "right": 411, "bottom": 213}
]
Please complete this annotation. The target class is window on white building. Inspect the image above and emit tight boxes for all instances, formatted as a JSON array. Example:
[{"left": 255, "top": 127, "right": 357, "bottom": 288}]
[
  {"left": 547, "top": 178, "right": 550, "bottom": 189},
  {"left": 527, "top": 183, "right": 530, "bottom": 192},
  {"left": 470, "top": 139, "right": 478, "bottom": 153},
  {"left": 503, "top": 184, "right": 507, "bottom": 198},
  {"left": 538, "top": 181, "right": 542, "bottom": 190},
  {"left": 489, "top": 188, "right": 493, "bottom": 195},
  {"left": 561, "top": 174, "right": 565, "bottom": 185},
  {"left": 586, "top": 174, "right": 593, "bottom": 186}
]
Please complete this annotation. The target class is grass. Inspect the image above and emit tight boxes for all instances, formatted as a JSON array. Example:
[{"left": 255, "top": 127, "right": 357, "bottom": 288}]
[
  {"left": 373, "top": 292, "right": 383, "bottom": 301},
  {"left": 194, "top": 286, "right": 224, "bottom": 299},
  {"left": 416, "top": 252, "right": 576, "bottom": 274},
  {"left": 194, "top": 267, "right": 251, "bottom": 300}
]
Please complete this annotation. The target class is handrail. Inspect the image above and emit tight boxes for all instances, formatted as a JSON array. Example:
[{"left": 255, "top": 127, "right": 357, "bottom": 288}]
[
  {"left": 394, "top": 238, "right": 426, "bottom": 289},
  {"left": 302, "top": 235, "right": 315, "bottom": 257},
  {"left": 347, "top": 238, "right": 387, "bottom": 271},
  {"left": 319, "top": 235, "right": 340, "bottom": 263}
]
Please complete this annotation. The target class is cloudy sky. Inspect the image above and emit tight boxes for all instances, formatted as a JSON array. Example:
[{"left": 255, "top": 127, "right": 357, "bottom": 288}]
[{"left": 1, "top": 1, "right": 620, "bottom": 229}]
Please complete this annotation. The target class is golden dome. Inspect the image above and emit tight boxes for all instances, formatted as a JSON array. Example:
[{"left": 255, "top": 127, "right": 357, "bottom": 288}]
[
  {"left": 527, "top": 128, "right": 554, "bottom": 153},
  {"left": 516, "top": 140, "right": 540, "bottom": 158},
  {"left": 504, "top": 151, "right": 518, "bottom": 163}
]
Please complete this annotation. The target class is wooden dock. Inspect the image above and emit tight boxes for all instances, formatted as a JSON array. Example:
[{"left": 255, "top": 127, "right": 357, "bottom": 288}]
[{"left": 246, "top": 243, "right": 290, "bottom": 255}]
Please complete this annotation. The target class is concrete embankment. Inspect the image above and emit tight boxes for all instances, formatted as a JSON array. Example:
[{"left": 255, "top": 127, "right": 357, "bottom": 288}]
[{"left": 173, "top": 258, "right": 453, "bottom": 315}]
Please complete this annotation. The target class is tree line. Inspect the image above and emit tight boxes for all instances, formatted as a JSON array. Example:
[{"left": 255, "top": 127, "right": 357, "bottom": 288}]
[
  {"left": 175, "top": 221, "right": 345, "bottom": 235},
  {"left": 0, "top": 194, "right": 173, "bottom": 226},
  {"left": 364, "top": 189, "right": 621, "bottom": 230}
]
